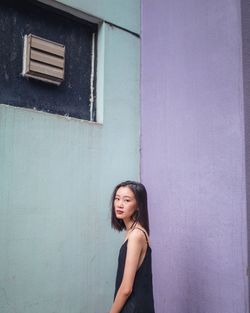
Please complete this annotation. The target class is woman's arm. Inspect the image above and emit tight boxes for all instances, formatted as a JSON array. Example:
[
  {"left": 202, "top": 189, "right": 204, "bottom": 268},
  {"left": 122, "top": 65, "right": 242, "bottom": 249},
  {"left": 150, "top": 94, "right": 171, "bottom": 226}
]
[{"left": 109, "top": 230, "right": 145, "bottom": 313}]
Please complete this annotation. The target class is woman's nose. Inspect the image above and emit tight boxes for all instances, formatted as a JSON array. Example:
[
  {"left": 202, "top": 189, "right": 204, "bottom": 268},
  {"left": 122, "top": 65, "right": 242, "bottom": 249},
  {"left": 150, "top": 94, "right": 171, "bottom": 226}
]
[{"left": 118, "top": 200, "right": 124, "bottom": 207}]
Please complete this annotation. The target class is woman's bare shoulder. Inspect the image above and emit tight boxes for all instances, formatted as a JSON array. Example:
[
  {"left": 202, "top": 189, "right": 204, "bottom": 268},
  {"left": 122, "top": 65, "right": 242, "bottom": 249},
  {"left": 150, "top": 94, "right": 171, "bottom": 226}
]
[{"left": 127, "top": 228, "right": 146, "bottom": 245}]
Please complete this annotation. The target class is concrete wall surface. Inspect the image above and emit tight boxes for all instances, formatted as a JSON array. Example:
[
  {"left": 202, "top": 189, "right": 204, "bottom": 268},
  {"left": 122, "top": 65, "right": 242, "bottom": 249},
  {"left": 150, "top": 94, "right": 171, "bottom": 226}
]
[
  {"left": 141, "top": 0, "right": 248, "bottom": 312},
  {"left": 54, "top": 0, "right": 140, "bottom": 34},
  {"left": 0, "top": 9, "right": 140, "bottom": 313}
]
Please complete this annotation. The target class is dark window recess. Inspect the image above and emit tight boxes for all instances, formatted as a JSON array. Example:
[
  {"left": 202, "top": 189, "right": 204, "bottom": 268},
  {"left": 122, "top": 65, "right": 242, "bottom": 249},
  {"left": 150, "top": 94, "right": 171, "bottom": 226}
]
[{"left": 0, "top": 0, "right": 98, "bottom": 121}]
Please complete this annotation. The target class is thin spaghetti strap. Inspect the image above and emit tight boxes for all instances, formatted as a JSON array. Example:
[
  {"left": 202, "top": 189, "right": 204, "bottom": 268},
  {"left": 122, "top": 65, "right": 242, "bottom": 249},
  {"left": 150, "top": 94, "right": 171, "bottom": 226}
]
[{"left": 133, "top": 227, "right": 149, "bottom": 246}]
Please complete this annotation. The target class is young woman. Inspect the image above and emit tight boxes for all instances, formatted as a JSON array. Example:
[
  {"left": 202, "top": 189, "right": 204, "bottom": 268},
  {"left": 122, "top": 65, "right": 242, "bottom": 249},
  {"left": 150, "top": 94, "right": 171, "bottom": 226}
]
[{"left": 109, "top": 181, "right": 155, "bottom": 313}]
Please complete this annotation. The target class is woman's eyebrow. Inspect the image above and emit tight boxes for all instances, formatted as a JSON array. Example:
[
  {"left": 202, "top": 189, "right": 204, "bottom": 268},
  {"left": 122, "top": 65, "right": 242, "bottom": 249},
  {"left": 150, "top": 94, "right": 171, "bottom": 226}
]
[
  {"left": 122, "top": 196, "right": 133, "bottom": 199},
  {"left": 115, "top": 194, "right": 132, "bottom": 199}
]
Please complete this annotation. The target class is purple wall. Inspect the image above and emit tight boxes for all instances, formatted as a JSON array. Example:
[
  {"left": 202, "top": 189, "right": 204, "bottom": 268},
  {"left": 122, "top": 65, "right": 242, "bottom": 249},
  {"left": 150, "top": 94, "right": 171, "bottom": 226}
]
[
  {"left": 242, "top": 0, "right": 250, "bottom": 303},
  {"left": 141, "top": 1, "right": 248, "bottom": 312}
]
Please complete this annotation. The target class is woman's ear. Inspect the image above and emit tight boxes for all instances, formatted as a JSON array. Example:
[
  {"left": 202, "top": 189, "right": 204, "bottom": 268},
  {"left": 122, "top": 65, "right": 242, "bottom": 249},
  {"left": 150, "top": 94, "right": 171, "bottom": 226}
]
[{"left": 132, "top": 210, "right": 139, "bottom": 221}]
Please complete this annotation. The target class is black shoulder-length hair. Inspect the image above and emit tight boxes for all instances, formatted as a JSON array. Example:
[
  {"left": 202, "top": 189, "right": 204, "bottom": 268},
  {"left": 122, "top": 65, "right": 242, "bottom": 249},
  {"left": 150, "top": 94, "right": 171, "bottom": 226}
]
[{"left": 111, "top": 180, "right": 150, "bottom": 235}]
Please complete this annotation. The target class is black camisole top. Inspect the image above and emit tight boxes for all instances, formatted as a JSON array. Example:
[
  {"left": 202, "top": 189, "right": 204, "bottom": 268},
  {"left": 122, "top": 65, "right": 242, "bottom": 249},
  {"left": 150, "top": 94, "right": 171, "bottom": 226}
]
[{"left": 114, "top": 228, "right": 155, "bottom": 313}]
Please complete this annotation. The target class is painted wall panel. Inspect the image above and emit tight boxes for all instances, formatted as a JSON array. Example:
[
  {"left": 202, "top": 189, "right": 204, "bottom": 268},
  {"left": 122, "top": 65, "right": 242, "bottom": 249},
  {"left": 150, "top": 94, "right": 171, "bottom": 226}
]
[
  {"left": 241, "top": 0, "right": 250, "bottom": 303},
  {"left": 54, "top": 0, "right": 140, "bottom": 34},
  {"left": 141, "top": 1, "right": 248, "bottom": 313},
  {"left": 0, "top": 21, "right": 140, "bottom": 313}
]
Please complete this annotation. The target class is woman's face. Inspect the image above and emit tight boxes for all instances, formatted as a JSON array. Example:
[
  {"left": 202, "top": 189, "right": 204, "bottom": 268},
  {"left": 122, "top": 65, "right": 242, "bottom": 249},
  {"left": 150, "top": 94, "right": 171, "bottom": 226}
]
[{"left": 114, "top": 186, "right": 137, "bottom": 221}]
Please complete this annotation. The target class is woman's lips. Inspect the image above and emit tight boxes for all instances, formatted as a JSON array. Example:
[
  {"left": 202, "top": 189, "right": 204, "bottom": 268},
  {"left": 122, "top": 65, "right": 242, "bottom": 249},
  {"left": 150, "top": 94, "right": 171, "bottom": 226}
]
[{"left": 116, "top": 210, "right": 124, "bottom": 215}]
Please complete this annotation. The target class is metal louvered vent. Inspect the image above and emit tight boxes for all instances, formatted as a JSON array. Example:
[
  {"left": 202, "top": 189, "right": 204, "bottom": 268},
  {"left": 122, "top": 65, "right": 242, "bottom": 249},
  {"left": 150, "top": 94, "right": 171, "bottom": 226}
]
[{"left": 22, "top": 34, "right": 65, "bottom": 85}]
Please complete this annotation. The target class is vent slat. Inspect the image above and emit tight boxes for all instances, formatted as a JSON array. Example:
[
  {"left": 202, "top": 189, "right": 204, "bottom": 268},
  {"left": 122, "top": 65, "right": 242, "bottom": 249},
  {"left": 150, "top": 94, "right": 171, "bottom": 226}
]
[
  {"left": 31, "top": 36, "right": 64, "bottom": 57},
  {"left": 30, "top": 60, "right": 64, "bottom": 79},
  {"left": 30, "top": 49, "right": 64, "bottom": 68},
  {"left": 22, "top": 34, "right": 65, "bottom": 85}
]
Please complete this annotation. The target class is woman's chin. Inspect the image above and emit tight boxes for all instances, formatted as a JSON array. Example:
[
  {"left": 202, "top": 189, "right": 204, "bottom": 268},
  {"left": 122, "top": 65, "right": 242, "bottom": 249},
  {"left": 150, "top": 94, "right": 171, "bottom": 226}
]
[{"left": 116, "top": 214, "right": 124, "bottom": 219}]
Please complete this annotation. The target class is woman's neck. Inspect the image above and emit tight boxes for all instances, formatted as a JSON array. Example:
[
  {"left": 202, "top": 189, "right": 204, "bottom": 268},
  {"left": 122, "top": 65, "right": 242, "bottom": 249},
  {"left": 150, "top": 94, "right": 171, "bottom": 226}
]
[{"left": 124, "top": 219, "right": 138, "bottom": 232}]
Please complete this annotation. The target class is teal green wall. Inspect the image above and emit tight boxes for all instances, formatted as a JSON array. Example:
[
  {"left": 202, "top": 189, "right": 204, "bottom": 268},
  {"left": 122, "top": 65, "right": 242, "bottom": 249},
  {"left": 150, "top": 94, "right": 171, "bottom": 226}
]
[
  {"left": 0, "top": 2, "right": 140, "bottom": 312},
  {"left": 55, "top": 0, "right": 140, "bottom": 34}
]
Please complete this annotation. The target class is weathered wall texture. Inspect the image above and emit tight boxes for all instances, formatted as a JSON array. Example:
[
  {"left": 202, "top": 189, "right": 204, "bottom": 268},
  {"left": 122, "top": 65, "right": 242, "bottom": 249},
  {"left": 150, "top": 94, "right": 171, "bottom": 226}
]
[
  {"left": 0, "top": 1, "right": 140, "bottom": 312},
  {"left": 141, "top": 1, "right": 248, "bottom": 312}
]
